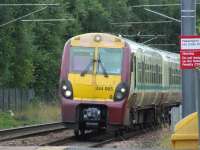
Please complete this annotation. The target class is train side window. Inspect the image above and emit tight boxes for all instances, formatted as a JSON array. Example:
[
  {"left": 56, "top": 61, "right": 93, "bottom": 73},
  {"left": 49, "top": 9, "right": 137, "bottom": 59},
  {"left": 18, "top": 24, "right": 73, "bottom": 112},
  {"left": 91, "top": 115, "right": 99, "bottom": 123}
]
[
  {"left": 156, "top": 64, "right": 158, "bottom": 84},
  {"left": 161, "top": 66, "right": 163, "bottom": 84},
  {"left": 151, "top": 64, "right": 153, "bottom": 84},
  {"left": 146, "top": 63, "right": 148, "bottom": 83},
  {"left": 159, "top": 66, "right": 160, "bottom": 84},
  {"left": 147, "top": 64, "right": 149, "bottom": 83},
  {"left": 173, "top": 72, "right": 174, "bottom": 84},
  {"left": 138, "top": 62, "right": 141, "bottom": 83},
  {"left": 131, "top": 55, "right": 133, "bottom": 73},
  {"left": 169, "top": 67, "right": 171, "bottom": 85},
  {"left": 142, "top": 61, "right": 145, "bottom": 83},
  {"left": 151, "top": 65, "right": 153, "bottom": 84},
  {"left": 152, "top": 65, "right": 155, "bottom": 84},
  {"left": 138, "top": 56, "right": 141, "bottom": 82},
  {"left": 149, "top": 64, "right": 151, "bottom": 83},
  {"left": 134, "top": 56, "right": 136, "bottom": 87},
  {"left": 159, "top": 65, "right": 162, "bottom": 84},
  {"left": 159, "top": 65, "right": 161, "bottom": 84}
]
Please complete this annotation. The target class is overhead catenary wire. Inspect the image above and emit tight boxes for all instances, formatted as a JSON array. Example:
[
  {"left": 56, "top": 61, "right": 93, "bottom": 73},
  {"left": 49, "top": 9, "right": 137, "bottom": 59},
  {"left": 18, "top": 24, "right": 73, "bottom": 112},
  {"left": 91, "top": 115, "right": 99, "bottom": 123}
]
[
  {"left": 21, "top": 18, "right": 74, "bottom": 22},
  {"left": 144, "top": 8, "right": 181, "bottom": 23},
  {"left": 0, "top": 3, "right": 60, "bottom": 6},
  {"left": 0, "top": 6, "right": 48, "bottom": 28},
  {"left": 148, "top": 44, "right": 176, "bottom": 46},
  {"left": 142, "top": 37, "right": 158, "bottom": 44},
  {"left": 110, "top": 20, "right": 172, "bottom": 25},
  {"left": 122, "top": 34, "right": 167, "bottom": 38},
  {"left": 131, "top": 3, "right": 200, "bottom": 8}
]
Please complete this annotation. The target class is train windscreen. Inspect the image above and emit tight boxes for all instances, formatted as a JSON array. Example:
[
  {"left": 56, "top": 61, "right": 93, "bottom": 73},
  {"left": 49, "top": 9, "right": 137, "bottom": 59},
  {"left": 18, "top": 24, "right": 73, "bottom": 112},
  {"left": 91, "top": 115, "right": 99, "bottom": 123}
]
[
  {"left": 69, "top": 47, "right": 94, "bottom": 73},
  {"left": 97, "top": 48, "right": 123, "bottom": 74}
]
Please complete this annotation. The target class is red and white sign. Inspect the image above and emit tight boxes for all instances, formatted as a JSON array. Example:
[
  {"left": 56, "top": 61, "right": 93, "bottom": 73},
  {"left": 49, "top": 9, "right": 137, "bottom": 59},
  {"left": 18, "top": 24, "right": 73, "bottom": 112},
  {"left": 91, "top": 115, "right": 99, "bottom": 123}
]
[{"left": 180, "top": 36, "right": 200, "bottom": 69}]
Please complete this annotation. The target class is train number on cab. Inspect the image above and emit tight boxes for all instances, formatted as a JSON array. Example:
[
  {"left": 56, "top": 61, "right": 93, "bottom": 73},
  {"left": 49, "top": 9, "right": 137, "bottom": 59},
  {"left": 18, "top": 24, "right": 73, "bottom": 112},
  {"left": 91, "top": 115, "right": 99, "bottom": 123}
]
[{"left": 96, "top": 86, "right": 113, "bottom": 91}]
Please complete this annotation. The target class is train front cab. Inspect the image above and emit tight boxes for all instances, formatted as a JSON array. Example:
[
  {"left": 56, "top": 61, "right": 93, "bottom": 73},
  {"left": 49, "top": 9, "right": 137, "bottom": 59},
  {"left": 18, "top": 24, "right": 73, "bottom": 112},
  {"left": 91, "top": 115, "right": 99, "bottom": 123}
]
[{"left": 60, "top": 33, "right": 131, "bottom": 133}]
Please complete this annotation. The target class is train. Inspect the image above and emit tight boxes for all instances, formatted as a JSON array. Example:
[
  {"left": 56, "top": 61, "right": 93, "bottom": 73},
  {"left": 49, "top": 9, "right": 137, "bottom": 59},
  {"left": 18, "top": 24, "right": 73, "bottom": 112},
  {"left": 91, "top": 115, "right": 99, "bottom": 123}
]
[{"left": 59, "top": 33, "right": 181, "bottom": 136}]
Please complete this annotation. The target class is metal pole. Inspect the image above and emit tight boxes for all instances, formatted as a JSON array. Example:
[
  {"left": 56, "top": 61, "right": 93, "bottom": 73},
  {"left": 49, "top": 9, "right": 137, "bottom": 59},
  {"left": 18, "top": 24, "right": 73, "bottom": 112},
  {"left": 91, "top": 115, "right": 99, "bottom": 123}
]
[
  {"left": 181, "top": 0, "right": 196, "bottom": 116},
  {"left": 195, "top": 69, "right": 200, "bottom": 143}
]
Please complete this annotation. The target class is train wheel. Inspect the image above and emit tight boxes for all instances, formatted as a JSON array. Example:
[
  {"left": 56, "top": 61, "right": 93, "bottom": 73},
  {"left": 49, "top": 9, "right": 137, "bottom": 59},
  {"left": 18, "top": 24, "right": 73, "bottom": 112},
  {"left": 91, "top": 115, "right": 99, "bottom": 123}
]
[
  {"left": 119, "top": 129, "right": 124, "bottom": 136},
  {"left": 114, "top": 130, "right": 119, "bottom": 137},
  {"left": 80, "top": 129, "right": 85, "bottom": 136},
  {"left": 74, "top": 129, "right": 80, "bottom": 138},
  {"left": 97, "top": 128, "right": 106, "bottom": 134}
]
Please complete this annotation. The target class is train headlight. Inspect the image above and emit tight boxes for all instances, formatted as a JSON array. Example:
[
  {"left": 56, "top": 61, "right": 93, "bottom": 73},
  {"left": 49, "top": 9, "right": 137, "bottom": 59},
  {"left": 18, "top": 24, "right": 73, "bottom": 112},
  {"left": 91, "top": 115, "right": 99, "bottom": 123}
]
[
  {"left": 94, "top": 34, "right": 102, "bottom": 42},
  {"left": 62, "top": 85, "right": 67, "bottom": 90},
  {"left": 65, "top": 90, "right": 72, "bottom": 97},
  {"left": 114, "top": 82, "right": 129, "bottom": 101},
  {"left": 120, "top": 88, "right": 126, "bottom": 93},
  {"left": 60, "top": 80, "right": 73, "bottom": 99}
]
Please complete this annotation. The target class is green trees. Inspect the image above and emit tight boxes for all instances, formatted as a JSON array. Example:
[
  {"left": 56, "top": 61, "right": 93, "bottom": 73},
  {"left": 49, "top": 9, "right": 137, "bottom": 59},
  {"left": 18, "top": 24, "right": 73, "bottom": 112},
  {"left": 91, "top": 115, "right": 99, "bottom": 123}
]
[
  {"left": 0, "top": 0, "right": 195, "bottom": 99},
  {"left": 0, "top": 0, "right": 34, "bottom": 87},
  {"left": 31, "top": 2, "right": 69, "bottom": 96}
]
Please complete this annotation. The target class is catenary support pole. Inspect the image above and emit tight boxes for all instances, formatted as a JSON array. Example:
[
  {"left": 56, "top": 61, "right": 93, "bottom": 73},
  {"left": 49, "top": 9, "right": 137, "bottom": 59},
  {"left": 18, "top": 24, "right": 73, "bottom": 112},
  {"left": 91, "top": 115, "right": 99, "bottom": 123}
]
[{"left": 181, "top": 0, "right": 196, "bottom": 116}]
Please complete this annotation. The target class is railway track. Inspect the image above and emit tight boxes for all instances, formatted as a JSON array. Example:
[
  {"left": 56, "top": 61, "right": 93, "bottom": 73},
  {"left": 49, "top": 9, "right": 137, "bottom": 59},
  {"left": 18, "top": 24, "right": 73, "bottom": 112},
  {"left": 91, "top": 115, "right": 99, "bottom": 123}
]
[
  {"left": 90, "top": 125, "right": 159, "bottom": 148},
  {"left": 0, "top": 122, "right": 67, "bottom": 142},
  {"left": 41, "top": 124, "right": 159, "bottom": 148},
  {"left": 0, "top": 122, "right": 160, "bottom": 147}
]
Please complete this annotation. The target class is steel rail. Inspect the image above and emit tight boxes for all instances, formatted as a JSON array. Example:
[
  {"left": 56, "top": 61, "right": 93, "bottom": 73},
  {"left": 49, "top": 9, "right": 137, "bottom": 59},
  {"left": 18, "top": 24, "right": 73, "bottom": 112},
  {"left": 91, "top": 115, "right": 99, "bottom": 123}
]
[
  {"left": 0, "top": 122, "right": 67, "bottom": 142},
  {"left": 42, "top": 124, "right": 160, "bottom": 147},
  {"left": 90, "top": 125, "right": 160, "bottom": 148}
]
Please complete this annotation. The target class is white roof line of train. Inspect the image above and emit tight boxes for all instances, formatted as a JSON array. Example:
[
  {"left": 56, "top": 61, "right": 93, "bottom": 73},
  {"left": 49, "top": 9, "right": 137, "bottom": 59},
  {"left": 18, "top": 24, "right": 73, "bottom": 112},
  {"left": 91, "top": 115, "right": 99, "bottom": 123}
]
[{"left": 123, "top": 38, "right": 179, "bottom": 64}]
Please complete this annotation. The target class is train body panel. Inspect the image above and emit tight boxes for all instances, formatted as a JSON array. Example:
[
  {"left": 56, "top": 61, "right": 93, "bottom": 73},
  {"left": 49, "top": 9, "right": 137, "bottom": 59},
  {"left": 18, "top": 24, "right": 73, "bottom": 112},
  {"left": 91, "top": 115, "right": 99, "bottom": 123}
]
[
  {"left": 60, "top": 33, "right": 181, "bottom": 132},
  {"left": 126, "top": 39, "right": 181, "bottom": 111},
  {"left": 61, "top": 98, "right": 126, "bottom": 125},
  {"left": 68, "top": 73, "right": 121, "bottom": 101}
]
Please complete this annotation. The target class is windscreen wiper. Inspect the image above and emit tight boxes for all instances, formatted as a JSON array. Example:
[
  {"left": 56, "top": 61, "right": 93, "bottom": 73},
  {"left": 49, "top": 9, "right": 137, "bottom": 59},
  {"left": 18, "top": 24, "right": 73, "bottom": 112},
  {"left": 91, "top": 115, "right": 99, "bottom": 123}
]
[
  {"left": 98, "top": 56, "right": 108, "bottom": 78},
  {"left": 80, "top": 59, "right": 94, "bottom": 76}
]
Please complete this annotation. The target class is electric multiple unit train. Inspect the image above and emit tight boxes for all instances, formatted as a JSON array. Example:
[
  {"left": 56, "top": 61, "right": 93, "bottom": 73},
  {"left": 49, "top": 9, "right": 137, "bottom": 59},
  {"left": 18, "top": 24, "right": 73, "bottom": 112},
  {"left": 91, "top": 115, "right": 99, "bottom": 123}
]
[{"left": 59, "top": 33, "right": 181, "bottom": 135}]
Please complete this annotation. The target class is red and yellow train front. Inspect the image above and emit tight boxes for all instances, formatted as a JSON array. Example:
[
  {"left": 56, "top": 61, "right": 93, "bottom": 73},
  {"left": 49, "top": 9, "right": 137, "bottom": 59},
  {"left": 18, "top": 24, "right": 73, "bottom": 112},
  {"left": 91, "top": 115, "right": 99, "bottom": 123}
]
[{"left": 60, "top": 33, "right": 131, "bottom": 130}]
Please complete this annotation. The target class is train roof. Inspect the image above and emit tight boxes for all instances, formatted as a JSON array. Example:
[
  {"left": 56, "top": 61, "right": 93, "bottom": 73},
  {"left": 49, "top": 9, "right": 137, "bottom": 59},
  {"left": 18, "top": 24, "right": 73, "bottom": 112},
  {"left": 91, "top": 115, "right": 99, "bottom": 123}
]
[
  {"left": 67, "top": 33, "right": 179, "bottom": 64},
  {"left": 123, "top": 38, "right": 179, "bottom": 64},
  {"left": 157, "top": 50, "right": 179, "bottom": 64}
]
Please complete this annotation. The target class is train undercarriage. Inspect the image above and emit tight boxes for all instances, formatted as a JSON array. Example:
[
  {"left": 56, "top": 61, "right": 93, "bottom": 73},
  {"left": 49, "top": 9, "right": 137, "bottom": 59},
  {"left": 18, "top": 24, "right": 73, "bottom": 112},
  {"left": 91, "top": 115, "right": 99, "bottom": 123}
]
[{"left": 69, "top": 104, "right": 175, "bottom": 137}]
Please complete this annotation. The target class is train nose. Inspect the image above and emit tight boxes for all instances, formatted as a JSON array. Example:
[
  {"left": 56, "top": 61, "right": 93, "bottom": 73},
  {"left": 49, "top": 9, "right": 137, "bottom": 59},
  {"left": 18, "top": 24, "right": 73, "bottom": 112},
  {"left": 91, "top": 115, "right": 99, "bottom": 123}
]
[{"left": 83, "top": 108, "right": 101, "bottom": 121}]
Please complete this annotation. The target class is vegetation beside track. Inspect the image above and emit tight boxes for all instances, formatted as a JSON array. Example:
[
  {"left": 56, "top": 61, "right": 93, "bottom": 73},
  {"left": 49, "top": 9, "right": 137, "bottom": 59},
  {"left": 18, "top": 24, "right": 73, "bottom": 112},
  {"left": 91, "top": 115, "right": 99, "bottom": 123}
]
[
  {"left": 0, "top": 101, "right": 60, "bottom": 129},
  {"left": 159, "top": 128, "right": 172, "bottom": 149},
  {"left": 0, "top": 112, "right": 29, "bottom": 129}
]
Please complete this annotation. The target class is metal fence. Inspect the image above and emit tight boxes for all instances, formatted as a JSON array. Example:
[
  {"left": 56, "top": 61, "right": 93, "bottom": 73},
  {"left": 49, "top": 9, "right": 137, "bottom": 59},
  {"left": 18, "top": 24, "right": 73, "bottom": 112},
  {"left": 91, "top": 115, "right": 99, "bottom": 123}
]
[
  {"left": 0, "top": 88, "right": 35, "bottom": 112},
  {"left": 171, "top": 105, "right": 182, "bottom": 130}
]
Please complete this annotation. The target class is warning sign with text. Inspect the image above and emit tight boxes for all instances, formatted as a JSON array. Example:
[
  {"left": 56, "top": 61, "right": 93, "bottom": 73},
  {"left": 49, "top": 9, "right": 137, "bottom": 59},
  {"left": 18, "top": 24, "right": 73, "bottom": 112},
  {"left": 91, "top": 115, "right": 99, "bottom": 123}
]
[{"left": 180, "top": 36, "right": 200, "bottom": 69}]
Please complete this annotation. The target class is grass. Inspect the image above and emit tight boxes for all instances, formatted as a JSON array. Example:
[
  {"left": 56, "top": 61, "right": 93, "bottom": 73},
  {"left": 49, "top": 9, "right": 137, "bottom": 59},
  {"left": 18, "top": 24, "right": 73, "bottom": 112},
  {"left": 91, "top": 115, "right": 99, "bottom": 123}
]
[
  {"left": 0, "top": 112, "right": 24, "bottom": 129},
  {"left": 159, "top": 128, "right": 172, "bottom": 149},
  {"left": 0, "top": 101, "right": 61, "bottom": 129}
]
